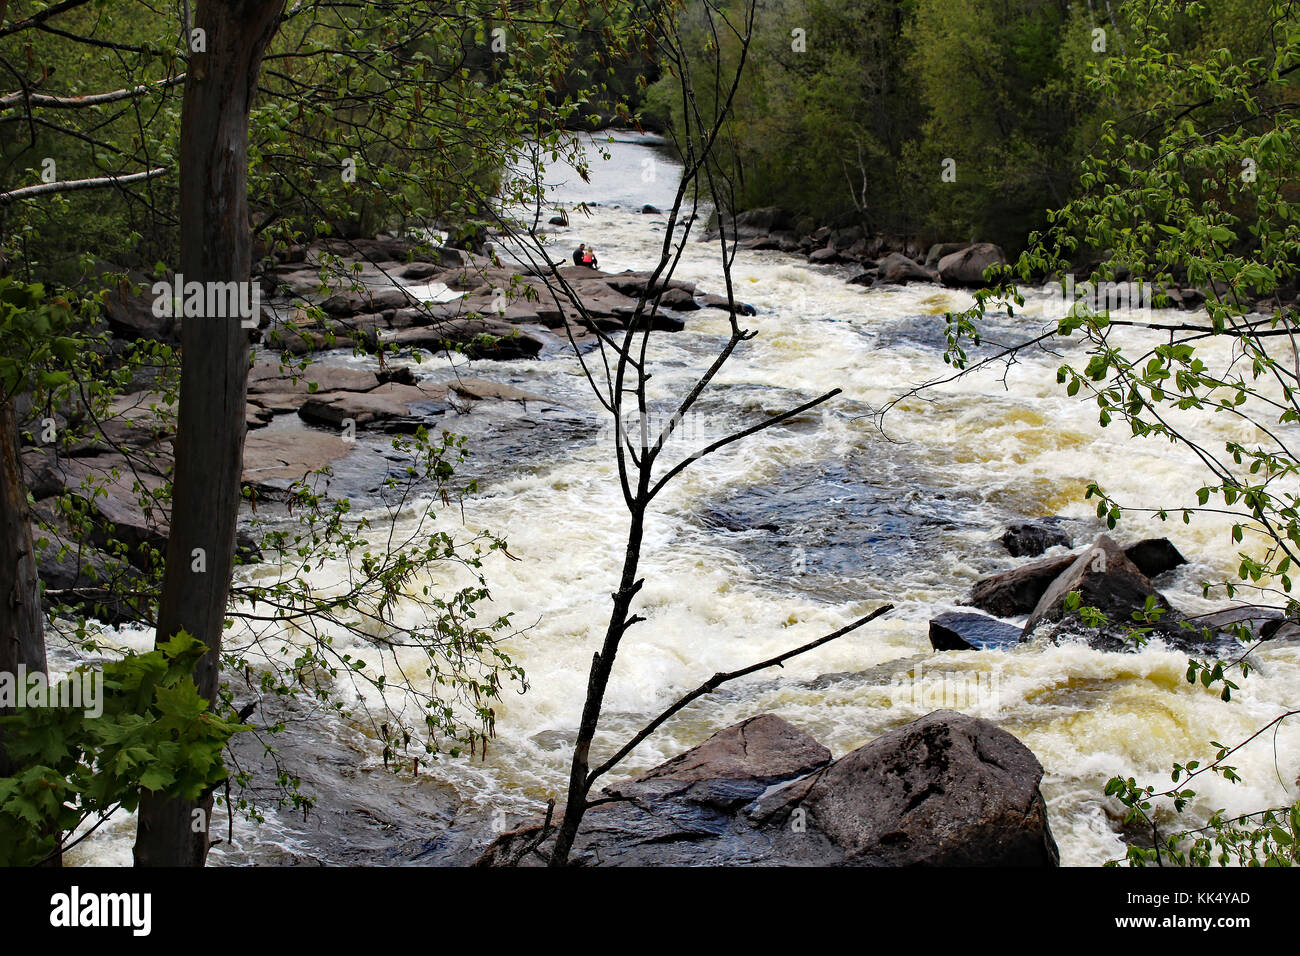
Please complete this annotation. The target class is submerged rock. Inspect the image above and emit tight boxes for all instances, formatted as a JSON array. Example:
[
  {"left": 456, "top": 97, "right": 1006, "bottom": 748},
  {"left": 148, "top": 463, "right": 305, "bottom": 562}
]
[{"left": 474, "top": 711, "right": 1058, "bottom": 867}]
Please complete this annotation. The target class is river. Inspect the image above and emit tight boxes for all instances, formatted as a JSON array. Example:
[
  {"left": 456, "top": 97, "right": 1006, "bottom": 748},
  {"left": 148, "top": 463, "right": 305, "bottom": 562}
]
[{"left": 72, "top": 131, "right": 1300, "bottom": 867}]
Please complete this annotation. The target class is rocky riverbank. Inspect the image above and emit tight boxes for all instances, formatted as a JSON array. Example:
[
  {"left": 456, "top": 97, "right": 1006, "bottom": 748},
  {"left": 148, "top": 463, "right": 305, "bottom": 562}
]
[
  {"left": 23, "top": 233, "right": 744, "bottom": 625},
  {"left": 710, "top": 206, "right": 1300, "bottom": 312}
]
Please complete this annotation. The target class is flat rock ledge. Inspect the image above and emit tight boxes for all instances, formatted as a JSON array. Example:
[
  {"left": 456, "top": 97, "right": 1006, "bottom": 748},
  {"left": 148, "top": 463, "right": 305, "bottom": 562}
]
[{"left": 473, "top": 711, "right": 1059, "bottom": 867}]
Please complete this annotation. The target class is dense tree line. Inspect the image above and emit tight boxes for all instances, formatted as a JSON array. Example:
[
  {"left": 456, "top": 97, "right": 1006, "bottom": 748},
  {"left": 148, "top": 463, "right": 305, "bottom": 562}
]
[{"left": 645, "top": 0, "right": 1298, "bottom": 256}]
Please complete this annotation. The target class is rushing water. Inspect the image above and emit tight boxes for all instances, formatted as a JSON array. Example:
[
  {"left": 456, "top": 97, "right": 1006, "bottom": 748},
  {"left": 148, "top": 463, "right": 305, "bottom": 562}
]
[{"left": 70, "top": 132, "right": 1300, "bottom": 866}]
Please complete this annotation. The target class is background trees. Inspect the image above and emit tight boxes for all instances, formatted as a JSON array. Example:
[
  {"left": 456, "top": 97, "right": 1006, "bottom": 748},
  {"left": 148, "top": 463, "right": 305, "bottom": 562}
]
[
  {"left": 646, "top": 0, "right": 1296, "bottom": 254},
  {"left": 932, "top": 0, "right": 1300, "bottom": 865}
]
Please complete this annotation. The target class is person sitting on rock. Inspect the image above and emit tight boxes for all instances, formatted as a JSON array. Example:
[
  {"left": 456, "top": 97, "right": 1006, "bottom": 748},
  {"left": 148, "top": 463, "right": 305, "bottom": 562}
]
[
  {"left": 581, "top": 246, "right": 599, "bottom": 269},
  {"left": 572, "top": 244, "right": 586, "bottom": 267}
]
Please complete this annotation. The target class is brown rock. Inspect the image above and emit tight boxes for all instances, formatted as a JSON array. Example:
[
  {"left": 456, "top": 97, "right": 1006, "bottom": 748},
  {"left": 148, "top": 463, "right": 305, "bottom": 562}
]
[
  {"left": 1022, "top": 534, "right": 1178, "bottom": 639},
  {"left": 297, "top": 381, "right": 451, "bottom": 428},
  {"left": 614, "top": 714, "right": 831, "bottom": 791},
  {"left": 447, "top": 378, "right": 550, "bottom": 404}
]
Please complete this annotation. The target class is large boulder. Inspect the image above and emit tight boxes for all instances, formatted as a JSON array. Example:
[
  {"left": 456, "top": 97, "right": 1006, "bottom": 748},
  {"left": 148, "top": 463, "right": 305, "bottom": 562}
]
[
  {"left": 937, "top": 243, "right": 1008, "bottom": 287},
  {"left": 1022, "top": 534, "right": 1188, "bottom": 650},
  {"left": 924, "top": 242, "right": 967, "bottom": 270},
  {"left": 474, "top": 711, "right": 1058, "bottom": 867},
  {"left": 102, "top": 277, "right": 180, "bottom": 343},
  {"left": 751, "top": 711, "right": 1059, "bottom": 866},
  {"left": 877, "top": 252, "right": 933, "bottom": 285},
  {"left": 708, "top": 206, "right": 791, "bottom": 240}
]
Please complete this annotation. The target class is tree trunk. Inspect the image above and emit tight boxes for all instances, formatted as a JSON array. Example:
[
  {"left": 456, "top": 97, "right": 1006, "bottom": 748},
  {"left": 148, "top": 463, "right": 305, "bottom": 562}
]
[
  {"left": 0, "top": 395, "right": 47, "bottom": 777},
  {"left": 550, "top": 502, "right": 647, "bottom": 865},
  {"left": 133, "top": 0, "right": 285, "bottom": 868}
]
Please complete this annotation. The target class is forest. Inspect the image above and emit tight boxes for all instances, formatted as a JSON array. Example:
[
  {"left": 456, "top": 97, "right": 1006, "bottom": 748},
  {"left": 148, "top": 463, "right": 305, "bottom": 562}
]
[{"left": 0, "top": 0, "right": 1298, "bottom": 909}]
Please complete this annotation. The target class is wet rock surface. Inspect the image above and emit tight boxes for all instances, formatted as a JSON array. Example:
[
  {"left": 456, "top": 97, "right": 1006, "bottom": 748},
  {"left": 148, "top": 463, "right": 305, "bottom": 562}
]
[
  {"left": 474, "top": 711, "right": 1059, "bottom": 867},
  {"left": 1000, "top": 518, "right": 1073, "bottom": 557},
  {"left": 929, "top": 611, "right": 1023, "bottom": 651}
]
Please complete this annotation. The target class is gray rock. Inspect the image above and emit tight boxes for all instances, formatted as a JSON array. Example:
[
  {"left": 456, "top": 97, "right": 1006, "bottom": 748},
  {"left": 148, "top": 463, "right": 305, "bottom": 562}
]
[
  {"left": 1125, "top": 537, "right": 1187, "bottom": 579},
  {"left": 938, "top": 243, "right": 1008, "bottom": 287},
  {"left": 699, "top": 293, "right": 757, "bottom": 316},
  {"left": 877, "top": 252, "right": 932, "bottom": 284},
  {"left": 965, "top": 553, "right": 1076, "bottom": 617},
  {"left": 930, "top": 611, "right": 1023, "bottom": 651},
  {"left": 102, "top": 279, "right": 179, "bottom": 344},
  {"left": 474, "top": 711, "right": 1058, "bottom": 867},
  {"left": 297, "top": 382, "right": 451, "bottom": 429},
  {"left": 399, "top": 262, "right": 440, "bottom": 280},
  {"left": 751, "top": 710, "right": 1058, "bottom": 866},
  {"left": 1022, "top": 534, "right": 1188, "bottom": 650},
  {"left": 1001, "top": 518, "right": 1072, "bottom": 557},
  {"left": 657, "top": 287, "right": 699, "bottom": 311},
  {"left": 320, "top": 286, "right": 416, "bottom": 317},
  {"left": 967, "top": 537, "right": 1189, "bottom": 618},
  {"left": 925, "top": 242, "right": 967, "bottom": 270}
]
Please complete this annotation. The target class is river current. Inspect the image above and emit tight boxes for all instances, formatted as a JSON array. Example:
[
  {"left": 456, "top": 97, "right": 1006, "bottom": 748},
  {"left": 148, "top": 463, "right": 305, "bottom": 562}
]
[{"left": 72, "top": 132, "right": 1300, "bottom": 867}]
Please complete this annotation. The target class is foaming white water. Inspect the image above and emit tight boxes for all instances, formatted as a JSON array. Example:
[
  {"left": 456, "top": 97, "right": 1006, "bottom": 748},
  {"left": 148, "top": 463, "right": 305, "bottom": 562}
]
[{"left": 68, "top": 133, "right": 1300, "bottom": 866}]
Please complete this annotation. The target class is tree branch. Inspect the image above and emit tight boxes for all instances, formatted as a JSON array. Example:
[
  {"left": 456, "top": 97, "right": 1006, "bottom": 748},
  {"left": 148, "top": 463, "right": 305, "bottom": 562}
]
[
  {"left": 0, "top": 74, "right": 185, "bottom": 110},
  {"left": 0, "top": 166, "right": 167, "bottom": 203},
  {"left": 587, "top": 603, "right": 894, "bottom": 787}
]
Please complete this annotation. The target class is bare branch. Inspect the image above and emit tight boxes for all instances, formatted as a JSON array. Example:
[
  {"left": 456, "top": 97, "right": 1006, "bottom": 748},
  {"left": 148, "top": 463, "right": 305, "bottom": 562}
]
[
  {"left": 0, "top": 74, "right": 185, "bottom": 110},
  {"left": 0, "top": 166, "right": 167, "bottom": 203},
  {"left": 587, "top": 604, "right": 895, "bottom": 787},
  {"left": 0, "top": 0, "right": 91, "bottom": 38}
]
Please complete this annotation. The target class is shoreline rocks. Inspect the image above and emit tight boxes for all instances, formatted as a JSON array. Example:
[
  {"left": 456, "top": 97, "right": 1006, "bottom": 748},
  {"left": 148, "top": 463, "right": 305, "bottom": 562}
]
[{"left": 475, "top": 711, "right": 1059, "bottom": 867}]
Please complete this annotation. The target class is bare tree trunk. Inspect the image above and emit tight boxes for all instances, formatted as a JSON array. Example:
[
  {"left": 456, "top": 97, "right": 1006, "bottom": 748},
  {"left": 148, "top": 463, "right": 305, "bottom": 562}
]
[
  {"left": 133, "top": 0, "right": 285, "bottom": 868},
  {"left": 0, "top": 395, "right": 47, "bottom": 775},
  {"left": 549, "top": 500, "right": 647, "bottom": 864}
]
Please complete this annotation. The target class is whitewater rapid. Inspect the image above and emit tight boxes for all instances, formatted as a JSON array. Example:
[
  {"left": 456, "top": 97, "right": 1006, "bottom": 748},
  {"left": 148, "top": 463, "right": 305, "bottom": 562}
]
[{"left": 70, "top": 132, "right": 1300, "bottom": 867}]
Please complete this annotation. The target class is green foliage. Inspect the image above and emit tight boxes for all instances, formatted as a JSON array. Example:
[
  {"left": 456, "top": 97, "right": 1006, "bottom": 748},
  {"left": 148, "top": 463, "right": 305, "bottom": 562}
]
[
  {"left": 0, "top": 278, "right": 77, "bottom": 397},
  {"left": 647, "top": 0, "right": 1101, "bottom": 247},
  {"left": 932, "top": 0, "right": 1300, "bottom": 865},
  {"left": 0, "top": 632, "right": 244, "bottom": 866}
]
